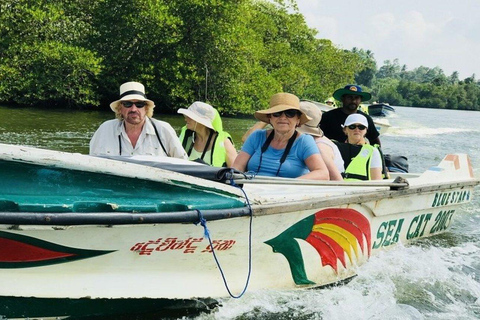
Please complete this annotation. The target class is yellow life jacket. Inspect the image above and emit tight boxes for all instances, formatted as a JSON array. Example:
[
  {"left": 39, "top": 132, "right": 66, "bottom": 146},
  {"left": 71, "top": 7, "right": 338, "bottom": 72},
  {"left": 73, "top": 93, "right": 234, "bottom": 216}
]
[
  {"left": 179, "top": 126, "right": 233, "bottom": 167},
  {"left": 334, "top": 142, "right": 389, "bottom": 180},
  {"left": 343, "top": 144, "right": 375, "bottom": 180}
]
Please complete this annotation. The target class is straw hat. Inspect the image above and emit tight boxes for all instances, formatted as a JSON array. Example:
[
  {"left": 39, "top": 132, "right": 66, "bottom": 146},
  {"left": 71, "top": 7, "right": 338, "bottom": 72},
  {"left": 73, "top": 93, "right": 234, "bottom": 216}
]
[
  {"left": 296, "top": 101, "right": 324, "bottom": 137},
  {"left": 110, "top": 82, "right": 155, "bottom": 112},
  {"left": 254, "top": 92, "right": 311, "bottom": 125},
  {"left": 177, "top": 102, "right": 216, "bottom": 130},
  {"left": 333, "top": 84, "right": 372, "bottom": 102}
]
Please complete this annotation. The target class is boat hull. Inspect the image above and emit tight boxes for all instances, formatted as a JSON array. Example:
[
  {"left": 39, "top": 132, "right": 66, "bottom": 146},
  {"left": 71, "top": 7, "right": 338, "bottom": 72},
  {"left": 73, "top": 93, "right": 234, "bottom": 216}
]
[
  {"left": 0, "top": 144, "right": 477, "bottom": 318},
  {"left": 0, "top": 182, "right": 475, "bottom": 317},
  {"left": 0, "top": 296, "right": 217, "bottom": 319}
]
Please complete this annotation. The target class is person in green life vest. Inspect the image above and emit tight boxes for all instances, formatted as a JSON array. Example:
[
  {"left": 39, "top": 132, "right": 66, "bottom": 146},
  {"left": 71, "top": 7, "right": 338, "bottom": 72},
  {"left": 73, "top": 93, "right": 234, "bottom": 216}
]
[
  {"left": 339, "top": 114, "right": 383, "bottom": 180},
  {"left": 177, "top": 102, "right": 237, "bottom": 167},
  {"left": 324, "top": 97, "right": 336, "bottom": 108}
]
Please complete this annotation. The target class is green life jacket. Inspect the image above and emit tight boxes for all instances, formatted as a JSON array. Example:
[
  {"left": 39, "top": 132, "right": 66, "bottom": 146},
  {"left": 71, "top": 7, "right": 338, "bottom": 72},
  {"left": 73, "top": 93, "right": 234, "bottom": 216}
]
[
  {"left": 344, "top": 144, "right": 375, "bottom": 180},
  {"left": 334, "top": 142, "right": 389, "bottom": 180},
  {"left": 179, "top": 126, "right": 233, "bottom": 167}
]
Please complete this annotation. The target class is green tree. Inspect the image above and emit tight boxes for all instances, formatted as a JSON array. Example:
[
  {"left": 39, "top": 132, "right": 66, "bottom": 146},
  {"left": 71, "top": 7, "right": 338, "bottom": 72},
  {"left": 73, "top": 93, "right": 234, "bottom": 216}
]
[
  {"left": 352, "top": 48, "right": 377, "bottom": 87},
  {"left": 0, "top": 0, "right": 102, "bottom": 107},
  {"left": 376, "top": 59, "right": 401, "bottom": 79}
]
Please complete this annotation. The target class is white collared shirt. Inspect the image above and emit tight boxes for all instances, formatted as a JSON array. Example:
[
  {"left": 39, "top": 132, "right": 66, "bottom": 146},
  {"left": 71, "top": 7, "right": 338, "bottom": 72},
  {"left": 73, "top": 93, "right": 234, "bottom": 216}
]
[{"left": 89, "top": 118, "right": 187, "bottom": 159}]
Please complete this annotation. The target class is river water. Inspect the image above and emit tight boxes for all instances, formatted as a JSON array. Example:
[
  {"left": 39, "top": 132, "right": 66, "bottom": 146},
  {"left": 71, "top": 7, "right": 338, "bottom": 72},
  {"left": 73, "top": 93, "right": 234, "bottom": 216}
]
[{"left": 0, "top": 105, "right": 479, "bottom": 319}]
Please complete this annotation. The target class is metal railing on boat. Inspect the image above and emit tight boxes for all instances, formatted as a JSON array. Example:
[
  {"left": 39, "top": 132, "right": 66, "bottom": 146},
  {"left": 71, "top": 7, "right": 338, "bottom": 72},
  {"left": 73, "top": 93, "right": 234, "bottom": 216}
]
[{"left": 230, "top": 175, "right": 410, "bottom": 190}]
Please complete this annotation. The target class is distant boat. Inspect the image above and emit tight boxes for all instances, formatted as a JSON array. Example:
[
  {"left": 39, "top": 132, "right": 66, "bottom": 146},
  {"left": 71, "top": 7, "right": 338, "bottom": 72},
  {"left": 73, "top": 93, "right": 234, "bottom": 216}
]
[{"left": 368, "top": 103, "right": 395, "bottom": 117}]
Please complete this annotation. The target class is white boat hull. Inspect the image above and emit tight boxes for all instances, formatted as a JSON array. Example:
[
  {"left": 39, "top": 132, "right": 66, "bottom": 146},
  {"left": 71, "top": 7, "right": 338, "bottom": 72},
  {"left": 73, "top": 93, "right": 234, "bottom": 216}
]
[{"left": 0, "top": 144, "right": 477, "bottom": 318}]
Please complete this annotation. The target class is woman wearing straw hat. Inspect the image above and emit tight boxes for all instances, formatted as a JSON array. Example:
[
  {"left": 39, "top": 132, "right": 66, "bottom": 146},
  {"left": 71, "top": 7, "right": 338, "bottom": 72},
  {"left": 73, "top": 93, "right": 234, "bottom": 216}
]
[
  {"left": 177, "top": 102, "right": 237, "bottom": 167},
  {"left": 233, "top": 93, "right": 329, "bottom": 180},
  {"left": 296, "top": 101, "right": 344, "bottom": 180},
  {"left": 90, "top": 81, "right": 187, "bottom": 159}
]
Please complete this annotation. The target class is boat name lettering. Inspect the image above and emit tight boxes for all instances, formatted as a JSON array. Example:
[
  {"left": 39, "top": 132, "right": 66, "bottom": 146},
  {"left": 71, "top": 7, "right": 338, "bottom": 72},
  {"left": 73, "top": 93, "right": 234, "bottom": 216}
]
[
  {"left": 130, "top": 237, "right": 236, "bottom": 255},
  {"left": 431, "top": 190, "right": 470, "bottom": 208},
  {"left": 430, "top": 209, "right": 455, "bottom": 234},
  {"left": 406, "top": 213, "right": 432, "bottom": 240},
  {"left": 372, "top": 218, "right": 404, "bottom": 249}
]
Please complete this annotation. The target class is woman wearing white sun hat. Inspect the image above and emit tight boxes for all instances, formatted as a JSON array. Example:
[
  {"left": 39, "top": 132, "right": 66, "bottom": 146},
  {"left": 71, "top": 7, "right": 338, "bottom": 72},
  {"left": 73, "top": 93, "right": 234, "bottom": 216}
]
[{"left": 178, "top": 102, "right": 237, "bottom": 167}]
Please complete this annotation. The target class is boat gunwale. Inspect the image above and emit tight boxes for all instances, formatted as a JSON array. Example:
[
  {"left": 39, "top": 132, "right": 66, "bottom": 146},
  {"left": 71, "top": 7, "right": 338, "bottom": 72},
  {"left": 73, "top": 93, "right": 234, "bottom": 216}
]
[
  {"left": 250, "top": 178, "right": 478, "bottom": 216},
  {"left": 0, "top": 179, "right": 476, "bottom": 226},
  {"left": 0, "top": 206, "right": 252, "bottom": 226}
]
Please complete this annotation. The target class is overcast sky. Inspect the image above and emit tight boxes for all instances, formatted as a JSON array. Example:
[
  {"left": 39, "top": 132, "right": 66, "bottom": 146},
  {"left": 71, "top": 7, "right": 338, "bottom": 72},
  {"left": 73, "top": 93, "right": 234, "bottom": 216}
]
[{"left": 295, "top": 0, "right": 479, "bottom": 80}]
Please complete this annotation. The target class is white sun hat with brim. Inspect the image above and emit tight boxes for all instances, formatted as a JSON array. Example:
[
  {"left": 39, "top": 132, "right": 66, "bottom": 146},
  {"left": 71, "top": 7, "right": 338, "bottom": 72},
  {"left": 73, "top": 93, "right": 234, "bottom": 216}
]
[
  {"left": 254, "top": 92, "right": 311, "bottom": 125},
  {"left": 296, "top": 101, "right": 323, "bottom": 137},
  {"left": 110, "top": 82, "right": 155, "bottom": 112},
  {"left": 342, "top": 113, "right": 369, "bottom": 128},
  {"left": 177, "top": 101, "right": 216, "bottom": 130}
]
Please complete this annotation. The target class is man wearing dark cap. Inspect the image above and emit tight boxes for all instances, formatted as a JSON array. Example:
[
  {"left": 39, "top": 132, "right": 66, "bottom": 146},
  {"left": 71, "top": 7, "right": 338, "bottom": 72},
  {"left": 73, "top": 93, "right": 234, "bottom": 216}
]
[{"left": 319, "top": 85, "right": 381, "bottom": 145}]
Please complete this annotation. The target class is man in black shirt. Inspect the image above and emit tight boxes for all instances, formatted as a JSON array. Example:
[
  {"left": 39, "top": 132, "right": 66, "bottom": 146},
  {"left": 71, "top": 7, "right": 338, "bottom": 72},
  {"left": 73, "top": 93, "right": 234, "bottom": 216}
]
[{"left": 320, "top": 85, "right": 381, "bottom": 146}]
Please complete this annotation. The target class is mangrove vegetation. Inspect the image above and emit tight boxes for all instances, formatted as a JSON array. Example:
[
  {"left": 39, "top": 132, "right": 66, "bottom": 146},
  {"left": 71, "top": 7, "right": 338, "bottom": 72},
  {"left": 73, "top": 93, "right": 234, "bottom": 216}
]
[{"left": 1, "top": 0, "right": 479, "bottom": 113}]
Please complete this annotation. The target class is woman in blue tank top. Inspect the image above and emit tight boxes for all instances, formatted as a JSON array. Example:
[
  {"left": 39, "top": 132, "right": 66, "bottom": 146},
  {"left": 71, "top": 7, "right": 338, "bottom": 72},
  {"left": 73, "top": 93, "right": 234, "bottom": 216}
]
[{"left": 233, "top": 93, "right": 329, "bottom": 180}]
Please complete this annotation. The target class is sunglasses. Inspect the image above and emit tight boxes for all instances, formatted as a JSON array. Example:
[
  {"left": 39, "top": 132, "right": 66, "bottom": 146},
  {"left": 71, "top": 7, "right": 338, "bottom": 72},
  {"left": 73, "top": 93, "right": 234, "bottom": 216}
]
[
  {"left": 271, "top": 110, "right": 300, "bottom": 118},
  {"left": 121, "top": 101, "right": 146, "bottom": 108},
  {"left": 347, "top": 124, "right": 367, "bottom": 130}
]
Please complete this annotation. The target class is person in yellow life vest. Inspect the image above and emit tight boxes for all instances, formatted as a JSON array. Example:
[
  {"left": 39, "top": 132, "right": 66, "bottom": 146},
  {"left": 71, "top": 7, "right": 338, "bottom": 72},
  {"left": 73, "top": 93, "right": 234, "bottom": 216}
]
[
  {"left": 178, "top": 102, "right": 237, "bottom": 167},
  {"left": 324, "top": 97, "right": 336, "bottom": 108},
  {"left": 337, "top": 114, "right": 384, "bottom": 180}
]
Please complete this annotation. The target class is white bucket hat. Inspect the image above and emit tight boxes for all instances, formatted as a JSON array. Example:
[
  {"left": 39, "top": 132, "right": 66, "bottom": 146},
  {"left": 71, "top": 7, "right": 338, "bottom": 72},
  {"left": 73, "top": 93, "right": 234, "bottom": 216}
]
[
  {"left": 342, "top": 113, "right": 369, "bottom": 128},
  {"left": 110, "top": 82, "right": 155, "bottom": 112},
  {"left": 296, "top": 101, "right": 323, "bottom": 137},
  {"left": 177, "top": 102, "right": 216, "bottom": 130}
]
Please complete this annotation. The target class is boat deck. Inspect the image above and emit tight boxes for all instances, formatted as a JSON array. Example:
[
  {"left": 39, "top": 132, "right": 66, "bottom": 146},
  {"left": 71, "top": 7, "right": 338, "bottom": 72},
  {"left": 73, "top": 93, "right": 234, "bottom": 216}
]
[{"left": 0, "top": 160, "right": 245, "bottom": 213}]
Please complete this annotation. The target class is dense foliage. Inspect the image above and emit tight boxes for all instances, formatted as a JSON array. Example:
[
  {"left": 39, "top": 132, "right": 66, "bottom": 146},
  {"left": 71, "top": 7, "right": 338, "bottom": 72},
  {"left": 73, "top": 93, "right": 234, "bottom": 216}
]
[
  {"left": 360, "top": 57, "right": 480, "bottom": 110},
  {"left": 1, "top": 0, "right": 479, "bottom": 112}
]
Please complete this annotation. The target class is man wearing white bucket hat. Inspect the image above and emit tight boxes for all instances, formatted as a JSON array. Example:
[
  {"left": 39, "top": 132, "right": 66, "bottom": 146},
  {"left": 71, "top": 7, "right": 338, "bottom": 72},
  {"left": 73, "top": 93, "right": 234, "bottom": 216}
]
[
  {"left": 177, "top": 101, "right": 237, "bottom": 167},
  {"left": 89, "top": 81, "right": 187, "bottom": 159}
]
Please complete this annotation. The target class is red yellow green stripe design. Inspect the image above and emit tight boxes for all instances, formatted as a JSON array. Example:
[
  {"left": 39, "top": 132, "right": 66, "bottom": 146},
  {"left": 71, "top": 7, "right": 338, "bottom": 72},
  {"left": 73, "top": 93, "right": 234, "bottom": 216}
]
[{"left": 265, "top": 208, "right": 371, "bottom": 285}]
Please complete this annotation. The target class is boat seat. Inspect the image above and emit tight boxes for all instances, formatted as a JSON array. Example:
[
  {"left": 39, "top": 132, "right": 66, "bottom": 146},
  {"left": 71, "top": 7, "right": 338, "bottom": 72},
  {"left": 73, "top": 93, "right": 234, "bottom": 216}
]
[
  {"left": 156, "top": 202, "right": 190, "bottom": 212},
  {"left": 0, "top": 200, "right": 20, "bottom": 212},
  {"left": 0, "top": 199, "right": 208, "bottom": 213},
  {"left": 72, "top": 201, "right": 190, "bottom": 213},
  {"left": 73, "top": 202, "right": 117, "bottom": 213}
]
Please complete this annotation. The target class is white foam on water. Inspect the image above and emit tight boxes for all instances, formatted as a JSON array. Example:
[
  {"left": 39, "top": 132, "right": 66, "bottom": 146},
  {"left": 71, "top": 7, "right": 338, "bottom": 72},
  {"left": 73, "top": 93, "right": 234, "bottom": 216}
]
[
  {"left": 384, "top": 126, "right": 476, "bottom": 137},
  {"left": 189, "top": 236, "right": 480, "bottom": 320}
]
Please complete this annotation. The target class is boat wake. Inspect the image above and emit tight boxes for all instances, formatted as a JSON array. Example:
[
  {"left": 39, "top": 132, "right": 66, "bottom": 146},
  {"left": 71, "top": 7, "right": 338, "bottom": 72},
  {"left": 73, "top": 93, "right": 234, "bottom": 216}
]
[
  {"left": 192, "top": 233, "right": 480, "bottom": 320},
  {"left": 385, "top": 127, "right": 476, "bottom": 136}
]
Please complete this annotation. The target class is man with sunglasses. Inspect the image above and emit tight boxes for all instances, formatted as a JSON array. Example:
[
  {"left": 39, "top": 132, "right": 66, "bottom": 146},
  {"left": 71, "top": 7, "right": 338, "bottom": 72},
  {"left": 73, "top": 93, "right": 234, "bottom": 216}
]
[
  {"left": 320, "top": 85, "right": 381, "bottom": 146},
  {"left": 90, "top": 81, "right": 187, "bottom": 159}
]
